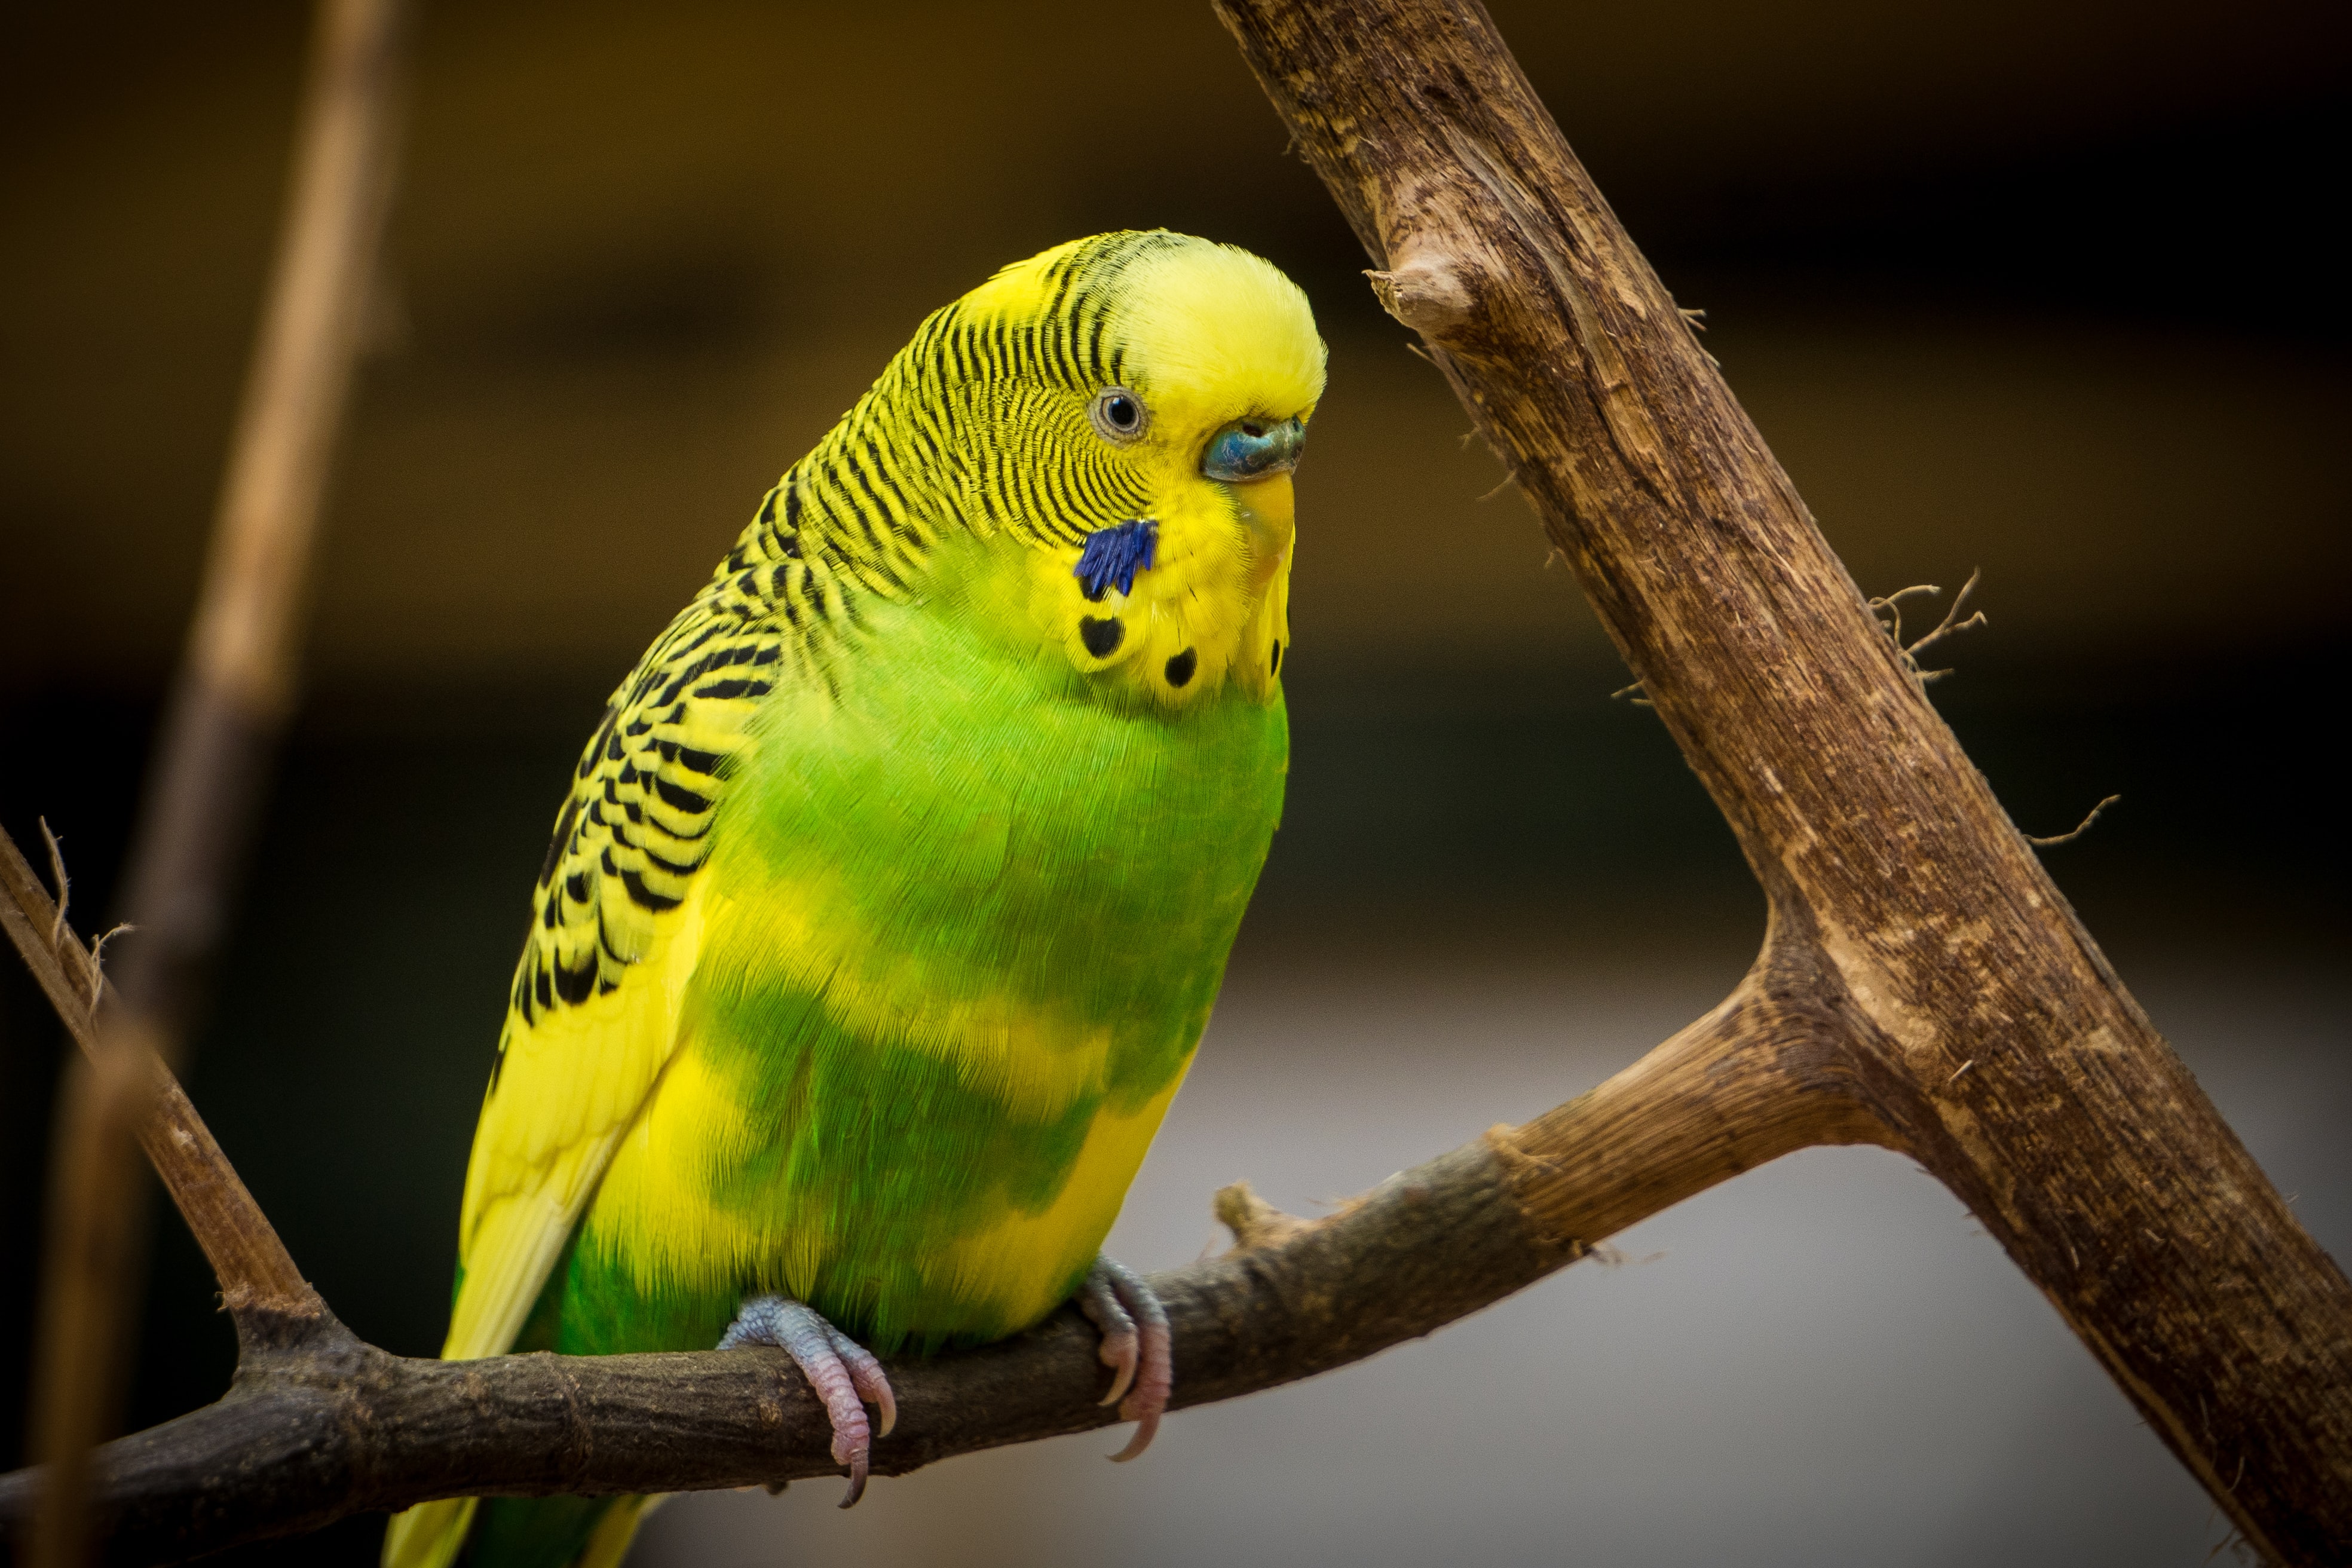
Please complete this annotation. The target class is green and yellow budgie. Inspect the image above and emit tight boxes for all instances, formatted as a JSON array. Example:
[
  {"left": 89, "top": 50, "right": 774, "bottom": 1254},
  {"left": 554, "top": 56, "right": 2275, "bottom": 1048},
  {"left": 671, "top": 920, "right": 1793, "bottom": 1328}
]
[{"left": 383, "top": 231, "right": 1324, "bottom": 1568}]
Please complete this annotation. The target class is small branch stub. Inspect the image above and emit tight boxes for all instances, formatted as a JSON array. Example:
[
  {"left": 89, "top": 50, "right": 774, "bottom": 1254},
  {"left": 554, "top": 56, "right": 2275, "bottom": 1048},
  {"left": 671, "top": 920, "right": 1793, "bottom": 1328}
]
[
  {"left": 1214, "top": 1181, "right": 1316, "bottom": 1252},
  {"left": 1366, "top": 247, "right": 1477, "bottom": 338}
]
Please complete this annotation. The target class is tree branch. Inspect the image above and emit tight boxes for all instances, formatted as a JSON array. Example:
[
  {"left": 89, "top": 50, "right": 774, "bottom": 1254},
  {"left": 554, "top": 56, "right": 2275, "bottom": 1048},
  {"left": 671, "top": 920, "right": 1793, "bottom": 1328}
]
[
  {"left": 0, "top": 851, "right": 1830, "bottom": 1560},
  {"left": 1212, "top": 2, "right": 2352, "bottom": 1561},
  {"left": 108, "top": 0, "right": 408, "bottom": 1037},
  {"left": 2, "top": 829, "right": 320, "bottom": 1329}
]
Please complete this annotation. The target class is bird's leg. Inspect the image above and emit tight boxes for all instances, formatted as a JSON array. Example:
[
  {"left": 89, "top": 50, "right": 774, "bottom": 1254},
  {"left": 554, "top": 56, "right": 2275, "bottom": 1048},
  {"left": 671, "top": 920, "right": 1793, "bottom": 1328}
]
[
  {"left": 719, "top": 1296, "right": 898, "bottom": 1507},
  {"left": 1076, "top": 1254, "right": 1171, "bottom": 1462}
]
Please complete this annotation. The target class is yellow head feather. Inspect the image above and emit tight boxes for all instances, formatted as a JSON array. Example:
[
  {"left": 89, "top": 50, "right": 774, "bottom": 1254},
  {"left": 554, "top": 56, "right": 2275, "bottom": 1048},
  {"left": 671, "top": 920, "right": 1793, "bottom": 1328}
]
[{"left": 956, "top": 231, "right": 1325, "bottom": 707}]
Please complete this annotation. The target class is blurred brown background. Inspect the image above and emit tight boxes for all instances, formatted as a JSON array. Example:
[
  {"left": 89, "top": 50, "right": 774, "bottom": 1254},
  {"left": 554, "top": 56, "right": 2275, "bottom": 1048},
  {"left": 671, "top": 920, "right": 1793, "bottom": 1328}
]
[{"left": 2, "top": 2, "right": 2345, "bottom": 1564}]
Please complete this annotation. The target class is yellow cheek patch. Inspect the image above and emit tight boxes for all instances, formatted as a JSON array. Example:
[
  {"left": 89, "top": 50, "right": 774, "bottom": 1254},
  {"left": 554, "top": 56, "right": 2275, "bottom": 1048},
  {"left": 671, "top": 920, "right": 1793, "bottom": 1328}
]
[{"left": 1019, "top": 480, "right": 1291, "bottom": 710}]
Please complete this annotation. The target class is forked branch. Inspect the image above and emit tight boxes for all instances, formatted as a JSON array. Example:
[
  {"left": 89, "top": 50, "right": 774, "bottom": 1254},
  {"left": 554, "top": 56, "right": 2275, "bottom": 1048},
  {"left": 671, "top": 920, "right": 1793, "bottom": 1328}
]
[{"left": 4, "top": 816, "right": 1830, "bottom": 1563}]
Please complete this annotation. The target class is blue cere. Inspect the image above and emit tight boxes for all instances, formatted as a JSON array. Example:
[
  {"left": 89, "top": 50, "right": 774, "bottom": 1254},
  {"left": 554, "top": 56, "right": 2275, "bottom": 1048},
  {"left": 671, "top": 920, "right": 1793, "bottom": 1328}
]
[
  {"left": 1074, "top": 518, "right": 1160, "bottom": 602},
  {"left": 1201, "top": 416, "right": 1306, "bottom": 482}
]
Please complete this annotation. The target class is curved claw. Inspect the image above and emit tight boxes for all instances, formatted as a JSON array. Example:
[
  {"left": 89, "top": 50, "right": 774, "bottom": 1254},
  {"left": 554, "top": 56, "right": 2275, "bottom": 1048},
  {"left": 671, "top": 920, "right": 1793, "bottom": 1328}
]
[
  {"left": 824, "top": 1323, "right": 899, "bottom": 1440},
  {"left": 1080, "top": 1272, "right": 1141, "bottom": 1407},
  {"left": 1078, "top": 1256, "right": 1172, "bottom": 1462},
  {"left": 1100, "top": 1334, "right": 1140, "bottom": 1409},
  {"left": 719, "top": 1296, "right": 897, "bottom": 1507},
  {"left": 1107, "top": 1395, "right": 1163, "bottom": 1463}
]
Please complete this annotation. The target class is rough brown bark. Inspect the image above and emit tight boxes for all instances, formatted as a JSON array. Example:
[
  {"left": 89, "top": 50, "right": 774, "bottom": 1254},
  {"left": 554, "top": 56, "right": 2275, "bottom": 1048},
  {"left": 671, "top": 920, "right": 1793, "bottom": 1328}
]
[
  {"left": 1, "top": 834, "right": 320, "bottom": 1331},
  {"left": 5, "top": 2, "right": 2345, "bottom": 1563},
  {"left": 0, "top": 1134, "right": 1584, "bottom": 1563},
  {"left": 1212, "top": 1, "right": 2352, "bottom": 1561}
]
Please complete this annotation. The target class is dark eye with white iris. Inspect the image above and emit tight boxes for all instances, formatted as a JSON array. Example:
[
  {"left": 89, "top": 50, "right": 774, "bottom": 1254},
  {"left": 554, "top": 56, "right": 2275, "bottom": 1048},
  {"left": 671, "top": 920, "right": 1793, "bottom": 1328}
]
[{"left": 1089, "top": 387, "right": 1148, "bottom": 443}]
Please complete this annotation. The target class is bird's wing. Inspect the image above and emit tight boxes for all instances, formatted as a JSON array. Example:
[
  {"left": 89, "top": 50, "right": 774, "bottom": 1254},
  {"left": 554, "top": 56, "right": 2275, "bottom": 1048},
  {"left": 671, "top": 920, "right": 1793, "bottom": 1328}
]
[
  {"left": 382, "top": 604, "right": 777, "bottom": 1568},
  {"left": 442, "top": 600, "right": 787, "bottom": 1365},
  {"left": 384, "top": 536, "right": 819, "bottom": 1568}
]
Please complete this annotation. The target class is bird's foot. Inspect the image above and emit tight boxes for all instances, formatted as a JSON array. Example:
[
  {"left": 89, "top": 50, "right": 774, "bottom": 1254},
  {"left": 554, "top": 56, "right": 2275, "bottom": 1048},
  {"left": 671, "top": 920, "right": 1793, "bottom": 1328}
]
[
  {"left": 1076, "top": 1254, "right": 1171, "bottom": 1462},
  {"left": 719, "top": 1295, "right": 896, "bottom": 1507}
]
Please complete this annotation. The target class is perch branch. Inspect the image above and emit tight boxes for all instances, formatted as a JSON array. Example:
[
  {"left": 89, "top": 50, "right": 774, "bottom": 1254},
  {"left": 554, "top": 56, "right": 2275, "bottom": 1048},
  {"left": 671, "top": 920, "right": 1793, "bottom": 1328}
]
[
  {"left": 20, "top": 0, "right": 405, "bottom": 1561},
  {"left": 0, "top": 873, "right": 1845, "bottom": 1561}
]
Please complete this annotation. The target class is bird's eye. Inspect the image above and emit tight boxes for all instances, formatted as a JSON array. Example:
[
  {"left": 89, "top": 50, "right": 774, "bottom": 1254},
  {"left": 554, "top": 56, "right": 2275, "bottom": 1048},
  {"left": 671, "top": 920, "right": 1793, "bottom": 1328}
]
[{"left": 1089, "top": 387, "right": 1148, "bottom": 443}]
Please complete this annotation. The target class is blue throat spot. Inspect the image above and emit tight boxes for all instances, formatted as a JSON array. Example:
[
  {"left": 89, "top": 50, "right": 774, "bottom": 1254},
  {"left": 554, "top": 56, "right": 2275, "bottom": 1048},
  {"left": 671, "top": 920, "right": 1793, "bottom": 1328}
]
[{"left": 1074, "top": 519, "right": 1159, "bottom": 602}]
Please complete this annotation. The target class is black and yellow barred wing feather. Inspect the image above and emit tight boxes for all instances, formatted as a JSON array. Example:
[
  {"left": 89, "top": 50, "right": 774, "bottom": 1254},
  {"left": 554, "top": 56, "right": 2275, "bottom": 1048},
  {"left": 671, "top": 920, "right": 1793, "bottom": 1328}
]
[
  {"left": 387, "top": 573, "right": 797, "bottom": 1567},
  {"left": 448, "top": 583, "right": 782, "bottom": 1363}
]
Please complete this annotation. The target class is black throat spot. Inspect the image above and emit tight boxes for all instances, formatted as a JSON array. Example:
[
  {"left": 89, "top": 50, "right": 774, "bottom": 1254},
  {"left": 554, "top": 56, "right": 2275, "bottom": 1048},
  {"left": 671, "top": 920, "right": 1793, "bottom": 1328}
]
[{"left": 1079, "top": 615, "right": 1124, "bottom": 658}]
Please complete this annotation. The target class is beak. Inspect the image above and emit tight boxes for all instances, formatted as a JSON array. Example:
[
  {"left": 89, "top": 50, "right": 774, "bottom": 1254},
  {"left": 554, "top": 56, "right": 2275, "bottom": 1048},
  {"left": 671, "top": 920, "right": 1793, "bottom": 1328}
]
[{"left": 1229, "top": 471, "right": 1295, "bottom": 593}]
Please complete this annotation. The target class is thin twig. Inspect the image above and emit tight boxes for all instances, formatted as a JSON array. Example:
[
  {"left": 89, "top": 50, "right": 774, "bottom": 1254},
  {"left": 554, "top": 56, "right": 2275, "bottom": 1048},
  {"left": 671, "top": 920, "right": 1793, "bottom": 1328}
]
[
  {"left": 1904, "top": 568, "right": 1986, "bottom": 664},
  {"left": 2027, "top": 794, "right": 2122, "bottom": 849},
  {"left": 1868, "top": 573, "right": 1987, "bottom": 685},
  {"left": 1867, "top": 583, "right": 1942, "bottom": 648},
  {"left": 1, "top": 825, "right": 322, "bottom": 1309},
  {"left": 84, "top": 926, "right": 134, "bottom": 1018}
]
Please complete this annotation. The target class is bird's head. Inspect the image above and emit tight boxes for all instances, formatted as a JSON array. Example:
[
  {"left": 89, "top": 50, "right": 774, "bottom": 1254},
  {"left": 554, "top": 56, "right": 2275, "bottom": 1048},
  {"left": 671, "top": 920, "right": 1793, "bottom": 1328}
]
[{"left": 929, "top": 231, "right": 1325, "bottom": 708}]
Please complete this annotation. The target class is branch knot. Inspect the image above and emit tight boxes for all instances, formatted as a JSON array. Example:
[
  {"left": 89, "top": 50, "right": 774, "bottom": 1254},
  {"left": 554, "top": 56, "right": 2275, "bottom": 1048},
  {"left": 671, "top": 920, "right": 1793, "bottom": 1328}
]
[
  {"left": 1366, "top": 247, "right": 1476, "bottom": 338},
  {"left": 1214, "top": 1180, "right": 1316, "bottom": 1253}
]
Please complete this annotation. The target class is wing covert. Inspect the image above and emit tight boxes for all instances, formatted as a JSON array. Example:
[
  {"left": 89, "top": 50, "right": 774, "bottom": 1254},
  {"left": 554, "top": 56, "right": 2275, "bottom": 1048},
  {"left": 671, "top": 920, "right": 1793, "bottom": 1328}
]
[{"left": 443, "top": 586, "right": 792, "bottom": 1363}]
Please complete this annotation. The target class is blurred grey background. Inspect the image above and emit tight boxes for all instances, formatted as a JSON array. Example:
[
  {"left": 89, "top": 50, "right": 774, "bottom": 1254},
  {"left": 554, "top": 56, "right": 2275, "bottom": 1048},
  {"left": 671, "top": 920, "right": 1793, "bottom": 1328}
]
[{"left": 1, "top": 1, "right": 2345, "bottom": 1563}]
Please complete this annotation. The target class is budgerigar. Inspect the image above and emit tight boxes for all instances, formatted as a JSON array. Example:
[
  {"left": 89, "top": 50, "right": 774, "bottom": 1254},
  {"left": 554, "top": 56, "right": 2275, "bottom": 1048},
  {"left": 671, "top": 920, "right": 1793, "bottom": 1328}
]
[{"left": 382, "top": 231, "right": 1324, "bottom": 1568}]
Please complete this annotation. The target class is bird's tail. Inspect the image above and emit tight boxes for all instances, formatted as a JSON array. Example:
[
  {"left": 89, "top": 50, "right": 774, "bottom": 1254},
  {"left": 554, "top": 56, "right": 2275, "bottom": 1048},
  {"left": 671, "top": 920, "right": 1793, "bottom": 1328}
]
[
  {"left": 379, "top": 1497, "right": 476, "bottom": 1568},
  {"left": 384, "top": 1495, "right": 653, "bottom": 1568}
]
